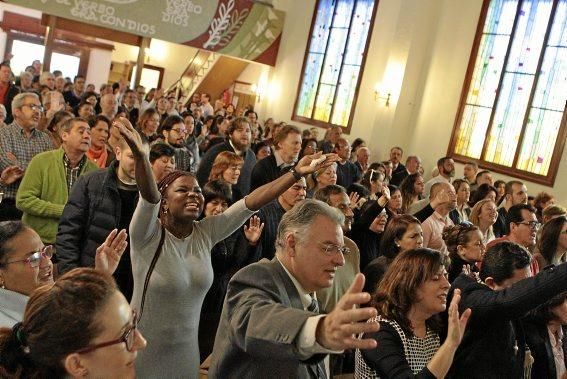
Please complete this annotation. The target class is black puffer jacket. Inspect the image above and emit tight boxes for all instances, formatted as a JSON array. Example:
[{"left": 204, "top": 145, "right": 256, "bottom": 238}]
[{"left": 56, "top": 161, "right": 137, "bottom": 273}]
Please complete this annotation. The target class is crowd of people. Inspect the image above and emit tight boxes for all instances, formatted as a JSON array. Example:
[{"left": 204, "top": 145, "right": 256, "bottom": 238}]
[{"left": 1, "top": 59, "right": 567, "bottom": 378}]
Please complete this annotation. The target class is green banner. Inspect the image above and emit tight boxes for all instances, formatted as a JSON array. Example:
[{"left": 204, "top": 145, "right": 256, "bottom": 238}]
[{"left": 5, "top": 0, "right": 285, "bottom": 65}]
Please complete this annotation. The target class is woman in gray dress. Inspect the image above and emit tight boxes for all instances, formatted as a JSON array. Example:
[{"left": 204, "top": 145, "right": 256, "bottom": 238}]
[{"left": 116, "top": 117, "right": 337, "bottom": 378}]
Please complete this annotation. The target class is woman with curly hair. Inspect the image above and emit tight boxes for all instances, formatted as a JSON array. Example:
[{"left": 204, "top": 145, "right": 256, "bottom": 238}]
[{"left": 442, "top": 223, "right": 485, "bottom": 283}]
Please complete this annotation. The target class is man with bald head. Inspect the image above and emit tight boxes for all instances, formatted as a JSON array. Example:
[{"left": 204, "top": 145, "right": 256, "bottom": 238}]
[
  {"left": 334, "top": 137, "right": 361, "bottom": 189},
  {"left": 421, "top": 182, "right": 457, "bottom": 255},
  {"left": 99, "top": 93, "right": 117, "bottom": 120}
]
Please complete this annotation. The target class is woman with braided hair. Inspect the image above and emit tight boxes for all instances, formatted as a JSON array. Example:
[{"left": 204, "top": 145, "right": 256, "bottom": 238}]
[
  {"left": 0, "top": 268, "right": 146, "bottom": 378},
  {"left": 442, "top": 223, "right": 485, "bottom": 283},
  {"left": 113, "top": 116, "right": 339, "bottom": 378}
]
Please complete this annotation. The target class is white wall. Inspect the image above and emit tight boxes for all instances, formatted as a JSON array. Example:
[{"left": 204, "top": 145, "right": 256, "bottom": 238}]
[
  {"left": 85, "top": 49, "right": 112, "bottom": 89},
  {"left": 111, "top": 39, "right": 199, "bottom": 90},
  {"left": 266, "top": 0, "right": 567, "bottom": 204}
]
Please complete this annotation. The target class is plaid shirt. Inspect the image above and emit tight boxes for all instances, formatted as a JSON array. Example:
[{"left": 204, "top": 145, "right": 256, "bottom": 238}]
[
  {"left": 63, "top": 154, "right": 87, "bottom": 194},
  {"left": 0, "top": 122, "right": 53, "bottom": 199}
]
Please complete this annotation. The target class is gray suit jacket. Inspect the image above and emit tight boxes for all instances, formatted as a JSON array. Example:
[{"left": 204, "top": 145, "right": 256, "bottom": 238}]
[{"left": 208, "top": 258, "right": 326, "bottom": 378}]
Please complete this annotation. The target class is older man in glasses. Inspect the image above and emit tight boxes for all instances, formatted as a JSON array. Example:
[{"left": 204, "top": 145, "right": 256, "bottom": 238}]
[
  {"left": 487, "top": 203, "right": 540, "bottom": 274},
  {"left": 209, "top": 199, "right": 378, "bottom": 378},
  {"left": 0, "top": 93, "right": 52, "bottom": 221}
]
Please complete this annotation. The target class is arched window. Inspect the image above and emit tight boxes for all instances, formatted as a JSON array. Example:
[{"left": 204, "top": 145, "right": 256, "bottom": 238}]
[
  {"left": 449, "top": 0, "right": 567, "bottom": 186},
  {"left": 292, "top": 0, "right": 378, "bottom": 132}
]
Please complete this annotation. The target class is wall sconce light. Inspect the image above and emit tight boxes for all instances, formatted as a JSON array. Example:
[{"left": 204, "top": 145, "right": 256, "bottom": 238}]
[{"left": 374, "top": 83, "right": 390, "bottom": 106}]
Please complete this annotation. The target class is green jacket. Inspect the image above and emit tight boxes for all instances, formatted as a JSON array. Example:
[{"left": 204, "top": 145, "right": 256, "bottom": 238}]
[{"left": 16, "top": 148, "right": 98, "bottom": 244}]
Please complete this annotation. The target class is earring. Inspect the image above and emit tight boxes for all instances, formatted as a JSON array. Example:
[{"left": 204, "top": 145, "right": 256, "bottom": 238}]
[{"left": 0, "top": 277, "right": 5, "bottom": 289}]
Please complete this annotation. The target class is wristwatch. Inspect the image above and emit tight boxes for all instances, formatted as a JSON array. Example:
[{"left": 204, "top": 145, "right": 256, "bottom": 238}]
[{"left": 289, "top": 167, "right": 303, "bottom": 181}]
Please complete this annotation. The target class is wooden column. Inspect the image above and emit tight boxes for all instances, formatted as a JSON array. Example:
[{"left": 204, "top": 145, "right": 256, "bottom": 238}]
[
  {"left": 133, "top": 37, "right": 151, "bottom": 87},
  {"left": 42, "top": 16, "right": 57, "bottom": 72}
]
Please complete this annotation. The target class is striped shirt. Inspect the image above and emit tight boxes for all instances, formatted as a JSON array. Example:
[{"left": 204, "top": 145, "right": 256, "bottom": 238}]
[{"left": 0, "top": 122, "right": 53, "bottom": 199}]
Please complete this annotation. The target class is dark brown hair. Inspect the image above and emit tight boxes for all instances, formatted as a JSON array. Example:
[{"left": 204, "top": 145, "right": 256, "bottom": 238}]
[
  {"left": 529, "top": 292, "right": 567, "bottom": 324},
  {"left": 0, "top": 268, "right": 117, "bottom": 378},
  {"left": 535, "top": 216, "right": 567, "bottom": 266},
  {"left": 442, "top": 223, "right": 480, "bottom": 261},
  {"left": 379, "top": 214, "right": 421, "bottom": 259},
  {"left": 372, "top": 248, "right": 447, "bottom": 336}
]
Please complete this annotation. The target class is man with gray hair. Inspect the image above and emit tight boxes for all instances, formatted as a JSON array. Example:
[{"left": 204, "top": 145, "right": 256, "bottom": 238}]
[
  {"left": 16, "top": 117, "right": 98, "bottom": 243},
  {"left": 209, "top": 199, "right": 378, "bottom": 378},
  {"left": 0, "top": 92, "right": 52, "bottom": 220},
  {"left": 391, "top": 154, "right": 421, "bottom": 186}
]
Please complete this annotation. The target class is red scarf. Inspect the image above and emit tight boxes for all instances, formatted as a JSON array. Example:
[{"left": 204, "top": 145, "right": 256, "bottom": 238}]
[{"left": 87, "top": 147, "right": 108, "bottom": 168}]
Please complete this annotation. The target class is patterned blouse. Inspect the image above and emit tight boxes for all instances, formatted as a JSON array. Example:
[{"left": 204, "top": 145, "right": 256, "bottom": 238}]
[{"left": 355, "top": 316, "right": 440, "bottom": 378}]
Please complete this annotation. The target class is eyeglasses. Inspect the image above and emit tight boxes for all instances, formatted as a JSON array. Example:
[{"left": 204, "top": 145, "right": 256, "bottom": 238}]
[
  {"left": 76, "top": 311, "right": 138, "bottom": 354},
  {"left": 516, "top": 221, "right": 541, "bottom": 229},
  {"left": 320, "top": 244, "right": 350, "bottom": 256},
  {"left": 21, "top": 104, "right": 43, "bottom": 112},
  {"left": 172, "top": 128, "right": 188, "bottom": 134},
  {"left": 1, "top": 246, "right": 53, "bottom": 268},
  {"left": 466, "top": 241, "right": 485, "bottom": 249}
]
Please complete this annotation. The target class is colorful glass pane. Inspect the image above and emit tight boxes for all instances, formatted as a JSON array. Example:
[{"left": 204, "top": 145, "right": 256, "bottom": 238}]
[
  {"left": 518, "top": 0, "right": 567, "bottom": 175},
  {"left": 295, "top": 0, "right": 376, "bottom": 127},
  {"left": 453, "top": 0, "right": 566, "bottom": 181}
]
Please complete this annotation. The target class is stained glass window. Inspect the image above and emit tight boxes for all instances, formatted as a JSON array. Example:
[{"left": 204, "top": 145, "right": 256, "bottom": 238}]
[
  {"left": 293, "top": 0, "right": 376, "bottom": 131},
  {"left": 451, "top": 0, "right": 567, "bottom": 185}
]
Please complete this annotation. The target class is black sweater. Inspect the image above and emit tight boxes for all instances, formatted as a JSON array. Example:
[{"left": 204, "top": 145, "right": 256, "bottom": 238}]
[{"left": 448, "top": 264, "right": 567, "bottom": 378}]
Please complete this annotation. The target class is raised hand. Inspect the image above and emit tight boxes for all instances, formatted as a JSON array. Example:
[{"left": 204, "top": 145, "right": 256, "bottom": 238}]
[
  {"left": 349, "top": 192, "right": 360, "bottom": 210},
  {"left": 95, "top": 229, "right": 128, "bottom": 275},
  {"left": 113, "top": 117, "right": 145, "bottom": 157},
  {"left": 0, "top": 166, "right": 24, "bottom": 185},
  {"left": 431, "top": 188, "right": 451, "bottom": 209},
  {"left": 369, "top": 212, "right": 388, "bottom": 233},
  {"left": 445, "top": 289, "right": 471, "bottom": 349},
  {"left": 295, "top": 152, "right": 340, "bottom": 176},
  {"left": 243, "top": 215, "right": 264, "bottom": 245},
  {"left": 315, "top": 273, "right": 379, "bottom": 351},
  {"left": 380, "top": 185, "right": 391, "bottom": 201}
]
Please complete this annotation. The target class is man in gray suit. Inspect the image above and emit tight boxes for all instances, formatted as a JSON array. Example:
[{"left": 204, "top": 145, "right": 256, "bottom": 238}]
[{"left": 209, "top": 199, "right": 379, "bottom": 378}]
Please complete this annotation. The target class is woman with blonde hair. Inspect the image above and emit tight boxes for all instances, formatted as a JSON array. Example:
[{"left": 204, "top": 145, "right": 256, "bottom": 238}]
[
  {"left": 308, "top": 162, "right": 338, "bottom": 196},
  {"left": 469, "top": 199, "right": 498, "bottom": 244}
]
